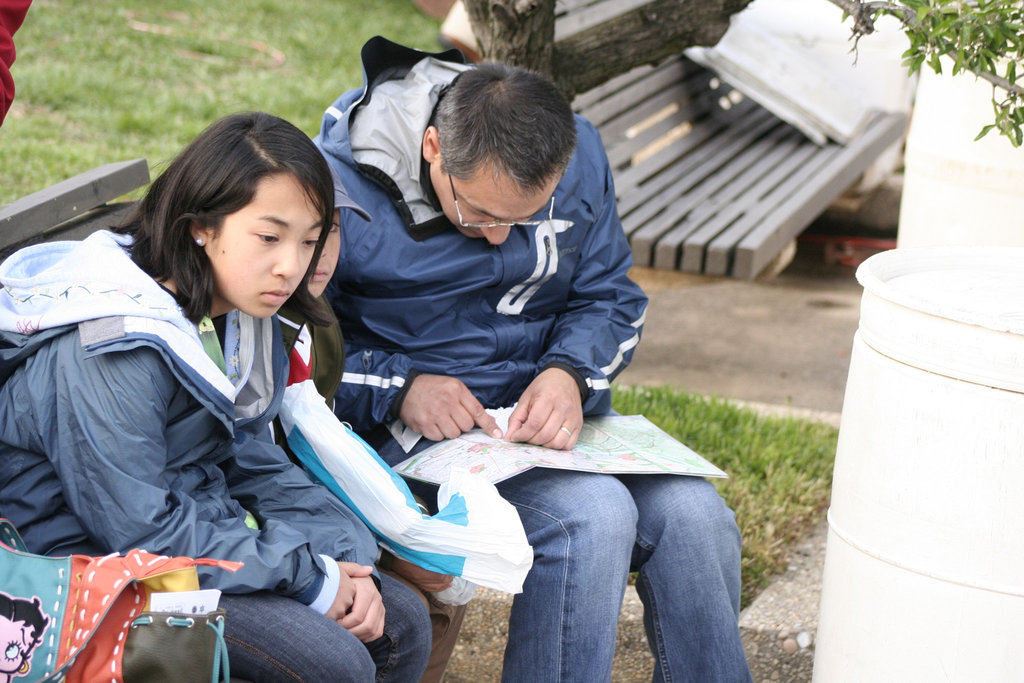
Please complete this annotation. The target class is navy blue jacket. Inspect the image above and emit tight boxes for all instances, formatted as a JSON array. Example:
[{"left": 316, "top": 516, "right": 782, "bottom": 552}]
[{"left": 315, "top": 38, "right": 649, "bottom": 433}]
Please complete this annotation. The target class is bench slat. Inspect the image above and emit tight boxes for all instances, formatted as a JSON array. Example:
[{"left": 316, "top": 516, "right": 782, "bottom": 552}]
[
  {"left": 615, "top": 109, "right": 736, "bottom": 223},
  {"left": 611, "top": 97, "right": 762, "bottom": 203},
  {"left": 676, "top": 127, "right": 811, "bottom": 272},
  {"left": 573, "top": 52, "right": 907, "bottom": 277},
  {"left": 624, "top": 107, "right": 780, "bottom": 266},
  {"left": 730, "top": 111, "right": 905, "bottom": 279},
  {"left": 595, "top": 70, "right": 718, "bottom": 156},
  {"left": 558, "top": 0, "right": 908, "bottom": 280},
  {"left": 699, "top": 141, "right": 825, "bottom": 275},
  {"left": 0, "top": 203, "right": 139, "bottom": 262},
  {"left": 556, "top": 0, "right": 653, "bottom": 39},
  {"left": 602, "top": 91, "right": 724, "bottom": 171},
  {"left": 649, "top": 120, "right": 798, "bottom": 269},
  {"left": 0, "top": 159, "right": 150, "bottom": 253},
  {"left": 577, "top": 58, "right": 691, "bottom": 128}
]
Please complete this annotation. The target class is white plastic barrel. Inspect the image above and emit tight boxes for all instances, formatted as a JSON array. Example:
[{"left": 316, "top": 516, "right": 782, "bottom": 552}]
[
  {"left": 898, "top": 64, "right": 1024, "bottom": 248},
  {"left": 813, "top": 247, "right": 1024, "bottom": 682}
]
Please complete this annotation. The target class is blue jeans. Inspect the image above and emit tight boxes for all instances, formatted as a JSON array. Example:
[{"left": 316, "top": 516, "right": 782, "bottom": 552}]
[
  {"left": 378, "top": 440, "right": 752, "bottom": 683},
  {"left": 220, "top": 572, "right": 430, "bottom": 682}
]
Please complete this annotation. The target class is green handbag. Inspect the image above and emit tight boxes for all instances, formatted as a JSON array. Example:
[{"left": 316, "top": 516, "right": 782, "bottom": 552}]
[{"left": 124, "top": 608, "right": 230, "bottom": 683}]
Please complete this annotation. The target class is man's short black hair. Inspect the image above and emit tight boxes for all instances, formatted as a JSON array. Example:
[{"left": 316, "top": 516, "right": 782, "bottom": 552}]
[{"left": 437, "top": 63, "right": 577, "bottom": 193}]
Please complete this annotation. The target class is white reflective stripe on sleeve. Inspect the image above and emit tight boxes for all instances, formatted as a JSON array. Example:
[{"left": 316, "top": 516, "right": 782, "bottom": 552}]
[
  {"left": 600, "top": 332, "right": 640, "bottom": 376},
  {"left": 632, "top": 307, "right": 647, "bottom": 329},
  {"left": 598, "top": 307, "right": 647, "bottom": 376},
  {"left": 326, "top": 105, "right": 343, "bottom": 120},
  {"left": 586, "top": 377, "right": 611, "bottom": 391},
  {"left": 341, "top": 372, "right": 407, "bottom": 390}
]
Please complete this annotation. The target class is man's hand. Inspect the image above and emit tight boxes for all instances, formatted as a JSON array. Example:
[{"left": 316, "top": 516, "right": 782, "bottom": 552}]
[
  {"left": 390, "top": 554, "right": 454, "bottom": 593},
  {"left": 505, "top": 367, "right": 583, "bottom": 450},
  {"left": 328, "top": 562, "right": 385, "bottom": 642},
  {"left": 399, "top": 374, "right": 502, "bottom": 441}
]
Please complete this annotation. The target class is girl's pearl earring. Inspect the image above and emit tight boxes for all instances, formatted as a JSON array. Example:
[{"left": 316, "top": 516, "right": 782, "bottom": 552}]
[{"left": 195, "top": 238, "right": 205, "bottom": 246}]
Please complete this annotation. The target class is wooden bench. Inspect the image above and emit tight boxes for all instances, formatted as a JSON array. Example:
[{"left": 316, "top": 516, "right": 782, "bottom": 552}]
[
  {"left": 555, "top": 1, "right": 906, "bottom": 279},
  {"left": 0, "top": 158, "right": 149, "bottom": 260}
]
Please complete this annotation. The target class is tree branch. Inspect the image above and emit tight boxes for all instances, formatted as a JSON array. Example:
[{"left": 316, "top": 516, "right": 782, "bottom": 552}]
[{"left": 824, "top": 0, "right": 1023, "bottom": 97}]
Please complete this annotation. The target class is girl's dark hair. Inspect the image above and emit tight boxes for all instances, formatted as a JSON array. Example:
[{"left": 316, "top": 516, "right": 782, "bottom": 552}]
[{"left": 114, "top": 112, "right": 334, "bottom": 326}]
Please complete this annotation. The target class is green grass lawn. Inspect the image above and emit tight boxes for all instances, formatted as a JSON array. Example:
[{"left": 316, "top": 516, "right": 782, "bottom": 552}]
[
  {"left": 0, "top": 0, "right": 442, "bottom": 204},
  {"left": 613, "top": 385, "right": 837, "bottom": 607},
  {"left": 2, "top": 1, "right": 839, "bottom": 609}
]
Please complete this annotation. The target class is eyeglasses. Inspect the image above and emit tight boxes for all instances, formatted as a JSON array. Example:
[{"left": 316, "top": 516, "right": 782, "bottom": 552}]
[{"left": 448, "top": 174, "right": 555, "bottom": 229}]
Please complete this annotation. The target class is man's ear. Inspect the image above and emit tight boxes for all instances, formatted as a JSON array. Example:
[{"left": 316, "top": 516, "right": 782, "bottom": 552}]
[{"left": 423, "top": 126, "right": 442, "bottom": 164}]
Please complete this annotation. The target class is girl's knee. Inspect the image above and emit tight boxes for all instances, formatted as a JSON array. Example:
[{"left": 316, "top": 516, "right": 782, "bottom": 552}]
[
  {"left": 380, "top": 574, "right": 433, "bottom": 664},
  {"left": 226, "top": 632, "right": 376, "bottom": 683}
]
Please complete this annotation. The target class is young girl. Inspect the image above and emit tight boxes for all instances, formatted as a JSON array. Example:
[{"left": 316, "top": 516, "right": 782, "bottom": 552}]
[
  {"left": 0, "top": 112, "right": 429, "bottom": 682},
  {"left": 277, "top": 219, "right": 468, "bottom": 683}
]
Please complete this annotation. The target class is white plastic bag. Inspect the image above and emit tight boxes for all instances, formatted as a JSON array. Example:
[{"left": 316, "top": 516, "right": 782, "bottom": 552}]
[
  {"left": 278, "top": 380, "right": 533, "bottom": 596},
  {"left": 431, "top": 576, "right": 479, "bottom": 606}
]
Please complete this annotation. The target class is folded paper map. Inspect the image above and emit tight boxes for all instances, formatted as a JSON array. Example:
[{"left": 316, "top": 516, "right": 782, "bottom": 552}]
[{"left": 394, "top": 414, "right": 727, "bottom": 485}]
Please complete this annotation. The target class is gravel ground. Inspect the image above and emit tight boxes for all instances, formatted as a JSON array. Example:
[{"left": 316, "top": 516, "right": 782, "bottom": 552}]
[
  {"left": 739, "top": 519, "right": 828, "bottom": 683},
  {"left": 443, "top": 583, "right": 655, "bottom": 682}
]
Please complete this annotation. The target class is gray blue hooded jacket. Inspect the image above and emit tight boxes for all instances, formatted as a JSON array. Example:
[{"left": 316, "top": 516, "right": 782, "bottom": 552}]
[{"left": 0, "top": 231, "right": 378, "bottom": 601}]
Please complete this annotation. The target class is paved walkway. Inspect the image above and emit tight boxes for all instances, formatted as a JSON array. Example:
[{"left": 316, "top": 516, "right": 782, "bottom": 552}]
[{"left": 619, "top": 246, "right": 863, "bottom": 415}]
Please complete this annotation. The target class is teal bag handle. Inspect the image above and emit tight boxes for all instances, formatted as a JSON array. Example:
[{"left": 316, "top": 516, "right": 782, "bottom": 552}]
[
  {"left": 0, "top": 518, "right": 28, "bottom": 551},
  {"left": 207, "top": 613, "right": 230, "bottom": 683}
]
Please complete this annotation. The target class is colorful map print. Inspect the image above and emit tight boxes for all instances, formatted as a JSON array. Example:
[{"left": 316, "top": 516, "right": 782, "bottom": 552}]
[{"left": 394, "top": 415, "right": 726, "bottom": 484}]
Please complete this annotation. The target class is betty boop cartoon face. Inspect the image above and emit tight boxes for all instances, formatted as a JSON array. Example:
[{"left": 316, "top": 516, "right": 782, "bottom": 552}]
[{"left": 0, "top": 594, "right": 48, "bottom": 681}]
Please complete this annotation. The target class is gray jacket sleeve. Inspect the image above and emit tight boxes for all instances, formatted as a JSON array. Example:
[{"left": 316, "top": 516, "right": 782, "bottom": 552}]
[{"left": 221, "top": 427, "right": 380, "bottom": 568}]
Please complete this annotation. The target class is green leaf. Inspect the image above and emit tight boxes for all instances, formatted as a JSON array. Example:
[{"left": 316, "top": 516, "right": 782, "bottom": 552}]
[
  {"left": 974, "top": 123, "right": 996, "bottom": 141},
  {"left": 905, "top": 53, "right": 927, "bottom": 74}
]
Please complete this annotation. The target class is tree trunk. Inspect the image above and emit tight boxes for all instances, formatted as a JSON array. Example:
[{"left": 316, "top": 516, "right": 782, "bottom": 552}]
[
  {"left": 461, "top": 0, "right": 754, "bottom": 99},
  {"left": 462, "top": 0, "right": 557, "bottom": 74}
]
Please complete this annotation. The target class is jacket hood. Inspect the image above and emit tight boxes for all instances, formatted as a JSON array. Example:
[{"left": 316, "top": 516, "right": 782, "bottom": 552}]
[
  {"left": 318, "top": 36, "right": 470, "bottom": 234},
  {"left": 0, "top": 231, "right": 267, "bottom": 411},
  {"left": 0, "top": 230, "right": 192, "bottom": 337}
]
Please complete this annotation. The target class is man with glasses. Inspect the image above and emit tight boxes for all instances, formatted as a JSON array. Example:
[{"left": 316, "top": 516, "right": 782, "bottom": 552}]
[{"left": 315, "top": 36, "right": 751, "bottom": 683}]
